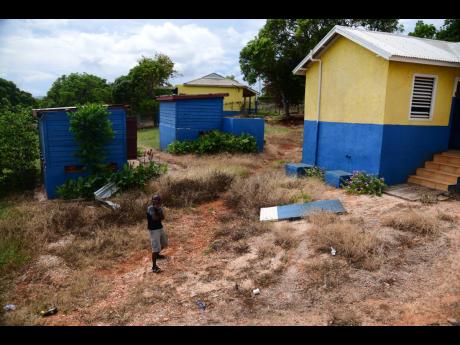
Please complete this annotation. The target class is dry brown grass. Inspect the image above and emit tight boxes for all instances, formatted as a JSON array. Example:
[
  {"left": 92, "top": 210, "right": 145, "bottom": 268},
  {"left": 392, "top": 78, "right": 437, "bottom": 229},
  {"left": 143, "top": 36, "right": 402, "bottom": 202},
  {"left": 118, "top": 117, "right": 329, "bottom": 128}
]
[
  {"left": 257, "top": 243, "right": 277, "bottom": 259},
  {"left": 273, "top": 226, "right": 299, "bottom": 250},
  {"left": 329, "top": 309, "right": 361, "bottom": 326},
  {"left": 233, "top": 242, "right": 250, "bottom": 255},
  {"left": 55, "top": 226, "right": 147, "bottom": 268},
  {"left": 382, "top": 210, "right": 440, "bottom": 236},
  {"left": 309, "top": 220, "right": 383, "bottom": 269},
  {"left": 213, "top": 220, "right": 272, "bottom": 241},
  {"left": 436, "top": 211, "right": 457, "bottom": 223},
  {"left": 150, "top": 167, "right": 235, "bottom": 207},
  {"left": 302, "top": 258, "right": 350, "bottom": 291},
  {"left": 223, "top": 171, "right": 328, "bottom": 219},
  {"left": 255, "top": 266, "right": 285, "bottom": 288}
]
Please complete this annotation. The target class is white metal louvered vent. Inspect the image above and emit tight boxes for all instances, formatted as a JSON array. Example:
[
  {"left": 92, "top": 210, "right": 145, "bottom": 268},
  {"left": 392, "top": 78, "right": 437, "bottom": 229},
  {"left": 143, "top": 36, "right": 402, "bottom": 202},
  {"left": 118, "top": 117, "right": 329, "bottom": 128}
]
[{"left": 410, "top": 75, "right": 436, "bottom": 120}]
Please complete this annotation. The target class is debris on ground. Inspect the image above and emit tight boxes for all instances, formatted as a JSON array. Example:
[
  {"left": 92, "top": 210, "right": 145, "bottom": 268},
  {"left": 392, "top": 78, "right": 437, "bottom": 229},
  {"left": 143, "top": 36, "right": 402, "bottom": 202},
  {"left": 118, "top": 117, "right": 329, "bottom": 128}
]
[
  {"left": 3, "top": 304, "right": 16, "bottom": 312},
  {"left": 196, "top": 300, "right": 206, "bottom": 311},
  {"left": 252, "top": 288, "right": 260, "bottom": 295},
  {"left": 94, "top": 182, "right": 120, "bottom": 210},
  {"left": 98, "top": 199, "right": 121, "bottom": 210},
  {"left": 330, "top": 247, "right": 336, "bottom": 256},
  {"left": 447, "top": 318, "right": 459, "bottom": 326},
  {"left": 260, "top": 199, "right": 346, "bottom": 221},
  {"left": 94, "top": 182, "right": 119, "bottom": 200},
  {"left": 40, "top": 307, "right": 58, "bottom": 317}
]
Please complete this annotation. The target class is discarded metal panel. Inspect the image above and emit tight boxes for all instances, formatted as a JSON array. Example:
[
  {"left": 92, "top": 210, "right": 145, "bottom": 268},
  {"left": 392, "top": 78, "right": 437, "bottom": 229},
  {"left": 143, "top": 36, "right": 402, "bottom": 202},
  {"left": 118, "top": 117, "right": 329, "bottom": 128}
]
[
  {"left": 260, "top": 199, "right": 346, "bottom": 221},
  {"left": 98, "top": 199, "right": 120, "bottom": 210},
  {"left": 94, "top": 182, "right": 119, "bottom": 200}
]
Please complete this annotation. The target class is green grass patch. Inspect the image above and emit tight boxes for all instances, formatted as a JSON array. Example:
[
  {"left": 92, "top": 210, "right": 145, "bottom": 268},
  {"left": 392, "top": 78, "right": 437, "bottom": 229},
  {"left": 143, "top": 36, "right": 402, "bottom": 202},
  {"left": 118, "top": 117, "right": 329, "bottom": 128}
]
[
  {"left": 0, "top": 239, "right": 30, "bottom": 274},
  {"left": 137, "top": 127, "right": 159, "bottom": 150},
  {"left": 265, "top": 124, "right": 291, "bottom": 135}
]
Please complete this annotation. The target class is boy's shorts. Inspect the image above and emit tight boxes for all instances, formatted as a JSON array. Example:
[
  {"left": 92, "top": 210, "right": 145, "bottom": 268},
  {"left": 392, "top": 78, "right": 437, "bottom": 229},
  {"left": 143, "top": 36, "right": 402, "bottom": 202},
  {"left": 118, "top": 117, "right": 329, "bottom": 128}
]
[{"left": 149, "top": 228, "right": 168, "bottom": 253}]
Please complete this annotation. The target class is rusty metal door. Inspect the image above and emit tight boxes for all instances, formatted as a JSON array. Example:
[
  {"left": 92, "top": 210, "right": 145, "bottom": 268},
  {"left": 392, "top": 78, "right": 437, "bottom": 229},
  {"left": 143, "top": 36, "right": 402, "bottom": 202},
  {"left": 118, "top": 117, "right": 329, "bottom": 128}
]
[{"left": 126, "top": 116, "right": 137, "bottom": 159}]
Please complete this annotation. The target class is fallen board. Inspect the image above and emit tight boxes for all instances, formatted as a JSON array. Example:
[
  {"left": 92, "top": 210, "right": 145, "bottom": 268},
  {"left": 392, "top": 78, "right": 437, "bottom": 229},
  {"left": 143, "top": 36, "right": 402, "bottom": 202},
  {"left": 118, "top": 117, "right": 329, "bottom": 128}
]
[{"left": 260, "top": 199, "right": 346, "bottom": 221}]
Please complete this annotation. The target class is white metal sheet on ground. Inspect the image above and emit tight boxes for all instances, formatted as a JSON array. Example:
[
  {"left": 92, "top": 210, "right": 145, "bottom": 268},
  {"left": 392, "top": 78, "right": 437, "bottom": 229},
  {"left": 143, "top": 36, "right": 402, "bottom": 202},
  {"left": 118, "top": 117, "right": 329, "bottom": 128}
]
[{"left": 259, "top": 206, "right": 279, "bottom": 221}]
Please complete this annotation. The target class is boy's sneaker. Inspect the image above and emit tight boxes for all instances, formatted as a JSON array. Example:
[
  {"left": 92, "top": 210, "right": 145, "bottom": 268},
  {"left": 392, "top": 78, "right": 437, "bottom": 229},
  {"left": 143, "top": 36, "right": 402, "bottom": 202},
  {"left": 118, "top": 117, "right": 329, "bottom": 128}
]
[{"left": 151, "top": 266, "right": 161, "bottom": 273}]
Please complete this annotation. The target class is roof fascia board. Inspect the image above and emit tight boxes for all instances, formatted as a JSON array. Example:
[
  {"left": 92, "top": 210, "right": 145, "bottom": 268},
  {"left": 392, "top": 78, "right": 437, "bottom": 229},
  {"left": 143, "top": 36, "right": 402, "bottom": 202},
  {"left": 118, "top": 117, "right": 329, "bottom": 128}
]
[{"left": 389, "top": 56, "right": 460, "bottom": 67}]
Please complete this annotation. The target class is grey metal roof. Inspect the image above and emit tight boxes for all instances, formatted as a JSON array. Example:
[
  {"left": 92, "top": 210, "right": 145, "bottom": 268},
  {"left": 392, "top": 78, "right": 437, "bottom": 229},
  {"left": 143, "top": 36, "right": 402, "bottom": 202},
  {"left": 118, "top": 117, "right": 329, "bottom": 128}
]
[
  {"left": 183, "top": 73, "right": 258, "bottom": 95},
  {"left": 294, "top": 25, "right": 460, "bottom": 75}
]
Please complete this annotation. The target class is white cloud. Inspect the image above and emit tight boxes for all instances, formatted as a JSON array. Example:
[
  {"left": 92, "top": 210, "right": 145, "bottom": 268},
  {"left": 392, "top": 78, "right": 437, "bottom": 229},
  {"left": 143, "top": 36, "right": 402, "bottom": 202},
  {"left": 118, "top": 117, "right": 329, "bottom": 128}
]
[{"left": 0, "top": 19, "right": 263, "bottom": 96}]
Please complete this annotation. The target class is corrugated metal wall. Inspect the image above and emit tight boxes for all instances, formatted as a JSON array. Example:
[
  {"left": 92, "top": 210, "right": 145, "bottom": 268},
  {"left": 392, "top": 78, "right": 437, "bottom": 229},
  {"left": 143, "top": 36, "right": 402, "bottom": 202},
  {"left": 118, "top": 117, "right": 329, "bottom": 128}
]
[
  {"left": 39, "top": 107, "right": 127, "bottom": 199},
  {"left": 159, "top": 97, "right": 223, "bottom": 150}
]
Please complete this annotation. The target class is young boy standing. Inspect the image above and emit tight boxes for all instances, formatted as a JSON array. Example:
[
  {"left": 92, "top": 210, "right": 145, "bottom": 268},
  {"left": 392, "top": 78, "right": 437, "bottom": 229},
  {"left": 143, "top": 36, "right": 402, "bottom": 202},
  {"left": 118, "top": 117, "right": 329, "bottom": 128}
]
[{"left": 147, "top": 195, "right": 168, "bottom": 273}]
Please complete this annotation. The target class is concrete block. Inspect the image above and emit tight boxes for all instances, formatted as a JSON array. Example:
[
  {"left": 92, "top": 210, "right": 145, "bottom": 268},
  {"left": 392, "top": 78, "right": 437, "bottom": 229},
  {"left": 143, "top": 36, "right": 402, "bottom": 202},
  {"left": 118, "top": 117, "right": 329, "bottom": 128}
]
[
  {"left": 325, "top": 170, "right": 352, "bottom": 188},
  {"left": 285, "top": 163, "right": 313, "bottom": 177}
]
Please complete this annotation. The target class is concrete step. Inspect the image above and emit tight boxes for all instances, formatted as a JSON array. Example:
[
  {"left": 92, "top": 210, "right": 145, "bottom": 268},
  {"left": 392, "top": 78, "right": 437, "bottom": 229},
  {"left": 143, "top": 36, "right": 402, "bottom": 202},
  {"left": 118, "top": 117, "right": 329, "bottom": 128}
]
[
  {"left": 444, "top": 150, "right": 460, "bottom": 157},
  {"left": 425, "top": 161, "right": 460, "bottom": 175},
  {"left": 434, "top": 153, "right": 460, "bottom": 166},
  {"left": 415, "top": 168, "right": 459, "bottom": 184},
  {"left": 407, "top": 175, "right": 451, "bottom": 191}
]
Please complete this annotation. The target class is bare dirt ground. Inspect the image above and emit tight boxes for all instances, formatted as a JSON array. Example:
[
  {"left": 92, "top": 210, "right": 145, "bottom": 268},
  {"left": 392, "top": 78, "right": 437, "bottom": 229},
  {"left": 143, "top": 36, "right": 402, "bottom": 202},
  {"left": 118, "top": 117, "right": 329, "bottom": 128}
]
[{"left": 1, "top": 122, "right": 459, "bottom": 326}]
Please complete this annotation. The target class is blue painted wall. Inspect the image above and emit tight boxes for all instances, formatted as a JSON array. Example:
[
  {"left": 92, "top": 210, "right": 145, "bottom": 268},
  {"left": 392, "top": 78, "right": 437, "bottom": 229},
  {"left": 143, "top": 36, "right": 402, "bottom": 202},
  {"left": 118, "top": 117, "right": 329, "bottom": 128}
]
[
  {"left": 222, "top": 117, "right": 265, "bottom": 152},
  {"left": 159, "top": 97, "right": 224, "bottom": 150},
  {"left": 223, "top": 111, "right": 240, "bottom": 117},
  {"left": 379, "top": 124, "right": 450, "bottom": 185},
  {"left": 159, "top": 102, "right": 177, "bottom": 150},
  {"left": 302, "top": 119, "right": 450, "bottom": 185},
  {"left": 39, "top": 107, "right": 127, "bottom": 199},
  {"left": 302, "top": 120, "right": 383, "bottom": 175}
]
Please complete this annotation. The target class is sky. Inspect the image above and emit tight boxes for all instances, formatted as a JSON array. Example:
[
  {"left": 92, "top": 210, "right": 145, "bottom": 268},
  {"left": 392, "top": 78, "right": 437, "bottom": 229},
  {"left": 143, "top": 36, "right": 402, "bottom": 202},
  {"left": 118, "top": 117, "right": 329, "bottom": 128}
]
[{"left": 0, "top": 19, "right": 446, "bottom": 97}]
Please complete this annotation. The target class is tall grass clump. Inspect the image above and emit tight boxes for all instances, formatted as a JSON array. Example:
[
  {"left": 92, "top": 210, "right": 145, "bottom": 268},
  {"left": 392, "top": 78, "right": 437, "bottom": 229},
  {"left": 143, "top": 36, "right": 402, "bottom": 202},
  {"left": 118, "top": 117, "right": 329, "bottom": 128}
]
[
  {"left": 382, "top": 210, "right": 439, "bottom": 236},
  {"left": 152, "top": 167, "right": 235, "bottom": 207},
  {"left": 308, "top": 212, "right": 383, "bottom": 269},
  {"left": 223, "top": 171, "right": 322, "bottom": 219}
]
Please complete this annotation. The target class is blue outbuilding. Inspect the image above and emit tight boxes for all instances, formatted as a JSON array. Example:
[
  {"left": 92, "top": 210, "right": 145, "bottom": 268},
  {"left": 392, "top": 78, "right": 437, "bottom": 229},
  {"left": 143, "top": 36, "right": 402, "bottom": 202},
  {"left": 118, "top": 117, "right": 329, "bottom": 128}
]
[
  {"left": 34, "top": 105, "right": 128, "bottom": 199},
  {"left": 157, "top": 93, "right": 265, "bottom": 152}
]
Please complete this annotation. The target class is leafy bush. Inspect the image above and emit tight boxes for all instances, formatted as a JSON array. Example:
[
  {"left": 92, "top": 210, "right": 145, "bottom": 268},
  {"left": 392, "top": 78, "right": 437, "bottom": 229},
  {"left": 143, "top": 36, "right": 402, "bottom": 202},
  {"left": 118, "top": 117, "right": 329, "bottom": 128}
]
[
  {"left": 0, "top": 107, "right": 39, "bottom": 195},
  {"left": 109, "top": 162, "right": 167, "bottom": 190},
  {"left": 56, "top": 162, "right": 167, "bottom": 200},
  {"left": 342, "top": 171, "right": 387, "bottom": 196},
  {"left": 167, "top": 130, "right": 258, "bottom": 155},
  {"left": 304, "top": 166, "right": 324, "bottom": 179},
  {"left": 68, "top": 103, "right": 114, "bottom": 174},
  {"left": 56, "top": 174, "right": 109, "bottom": 200}
]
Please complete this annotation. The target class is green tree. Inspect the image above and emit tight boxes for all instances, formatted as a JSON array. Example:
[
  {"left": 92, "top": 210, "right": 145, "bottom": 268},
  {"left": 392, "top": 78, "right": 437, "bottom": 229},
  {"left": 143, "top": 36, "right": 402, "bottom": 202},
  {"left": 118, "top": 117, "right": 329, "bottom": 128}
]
[
  {"left": 409, "top": 20, "right": 437, "bottom": 39},
  {"left": 225, "top": 75, "right": 236, "bottom": 80},
  {"left": 436, "top": 19, "right": 460, "bottom": 42},
  {"left": 68, "top": 103, "right": 114, "bottom": 174},
  {"left": 239, "top": 19, "right": 402, "bottom": 117},
  {"left": 112, "top": 54, "right": 177, "bottom": 125},
  {"left": 0, "top": 78, "right": 36, "bottom": 110},
  {"left": 0, "top": 106, "right": 39, "bottom": 194},
  {"left": 44, "top": 73, "right": 112, "bottom": 107}
]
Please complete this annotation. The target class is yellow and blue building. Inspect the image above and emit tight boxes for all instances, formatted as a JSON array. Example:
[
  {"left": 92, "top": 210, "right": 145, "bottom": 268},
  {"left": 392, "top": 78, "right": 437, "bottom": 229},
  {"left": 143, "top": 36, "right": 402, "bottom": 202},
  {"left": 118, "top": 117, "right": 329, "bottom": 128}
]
[
  {"left": 293, "top": 26, "right": 460, "bottom": 189},
  {"left": 176, "top": 73, "right": 258, "bottom": 116}
]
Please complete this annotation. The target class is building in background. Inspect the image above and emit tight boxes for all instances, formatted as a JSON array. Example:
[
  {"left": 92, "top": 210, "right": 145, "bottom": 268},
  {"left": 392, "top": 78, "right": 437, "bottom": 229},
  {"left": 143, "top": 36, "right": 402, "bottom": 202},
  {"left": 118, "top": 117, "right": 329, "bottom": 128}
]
[{"left": 176, "top": 73, "right": 258, "bottom": 116}]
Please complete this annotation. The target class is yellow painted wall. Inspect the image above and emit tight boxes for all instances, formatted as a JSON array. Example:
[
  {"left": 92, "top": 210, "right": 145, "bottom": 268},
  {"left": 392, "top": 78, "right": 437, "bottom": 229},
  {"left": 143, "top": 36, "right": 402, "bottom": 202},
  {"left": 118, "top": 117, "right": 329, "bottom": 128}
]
[
  {"left": 176, "top": 85, "right": 255, "bottom": 112},
  {"left": 384, "top": 61, "right": 460, "bottom": 126},
  {"left": 304, "top": 36, "right": 389, "bottom": 124}
]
